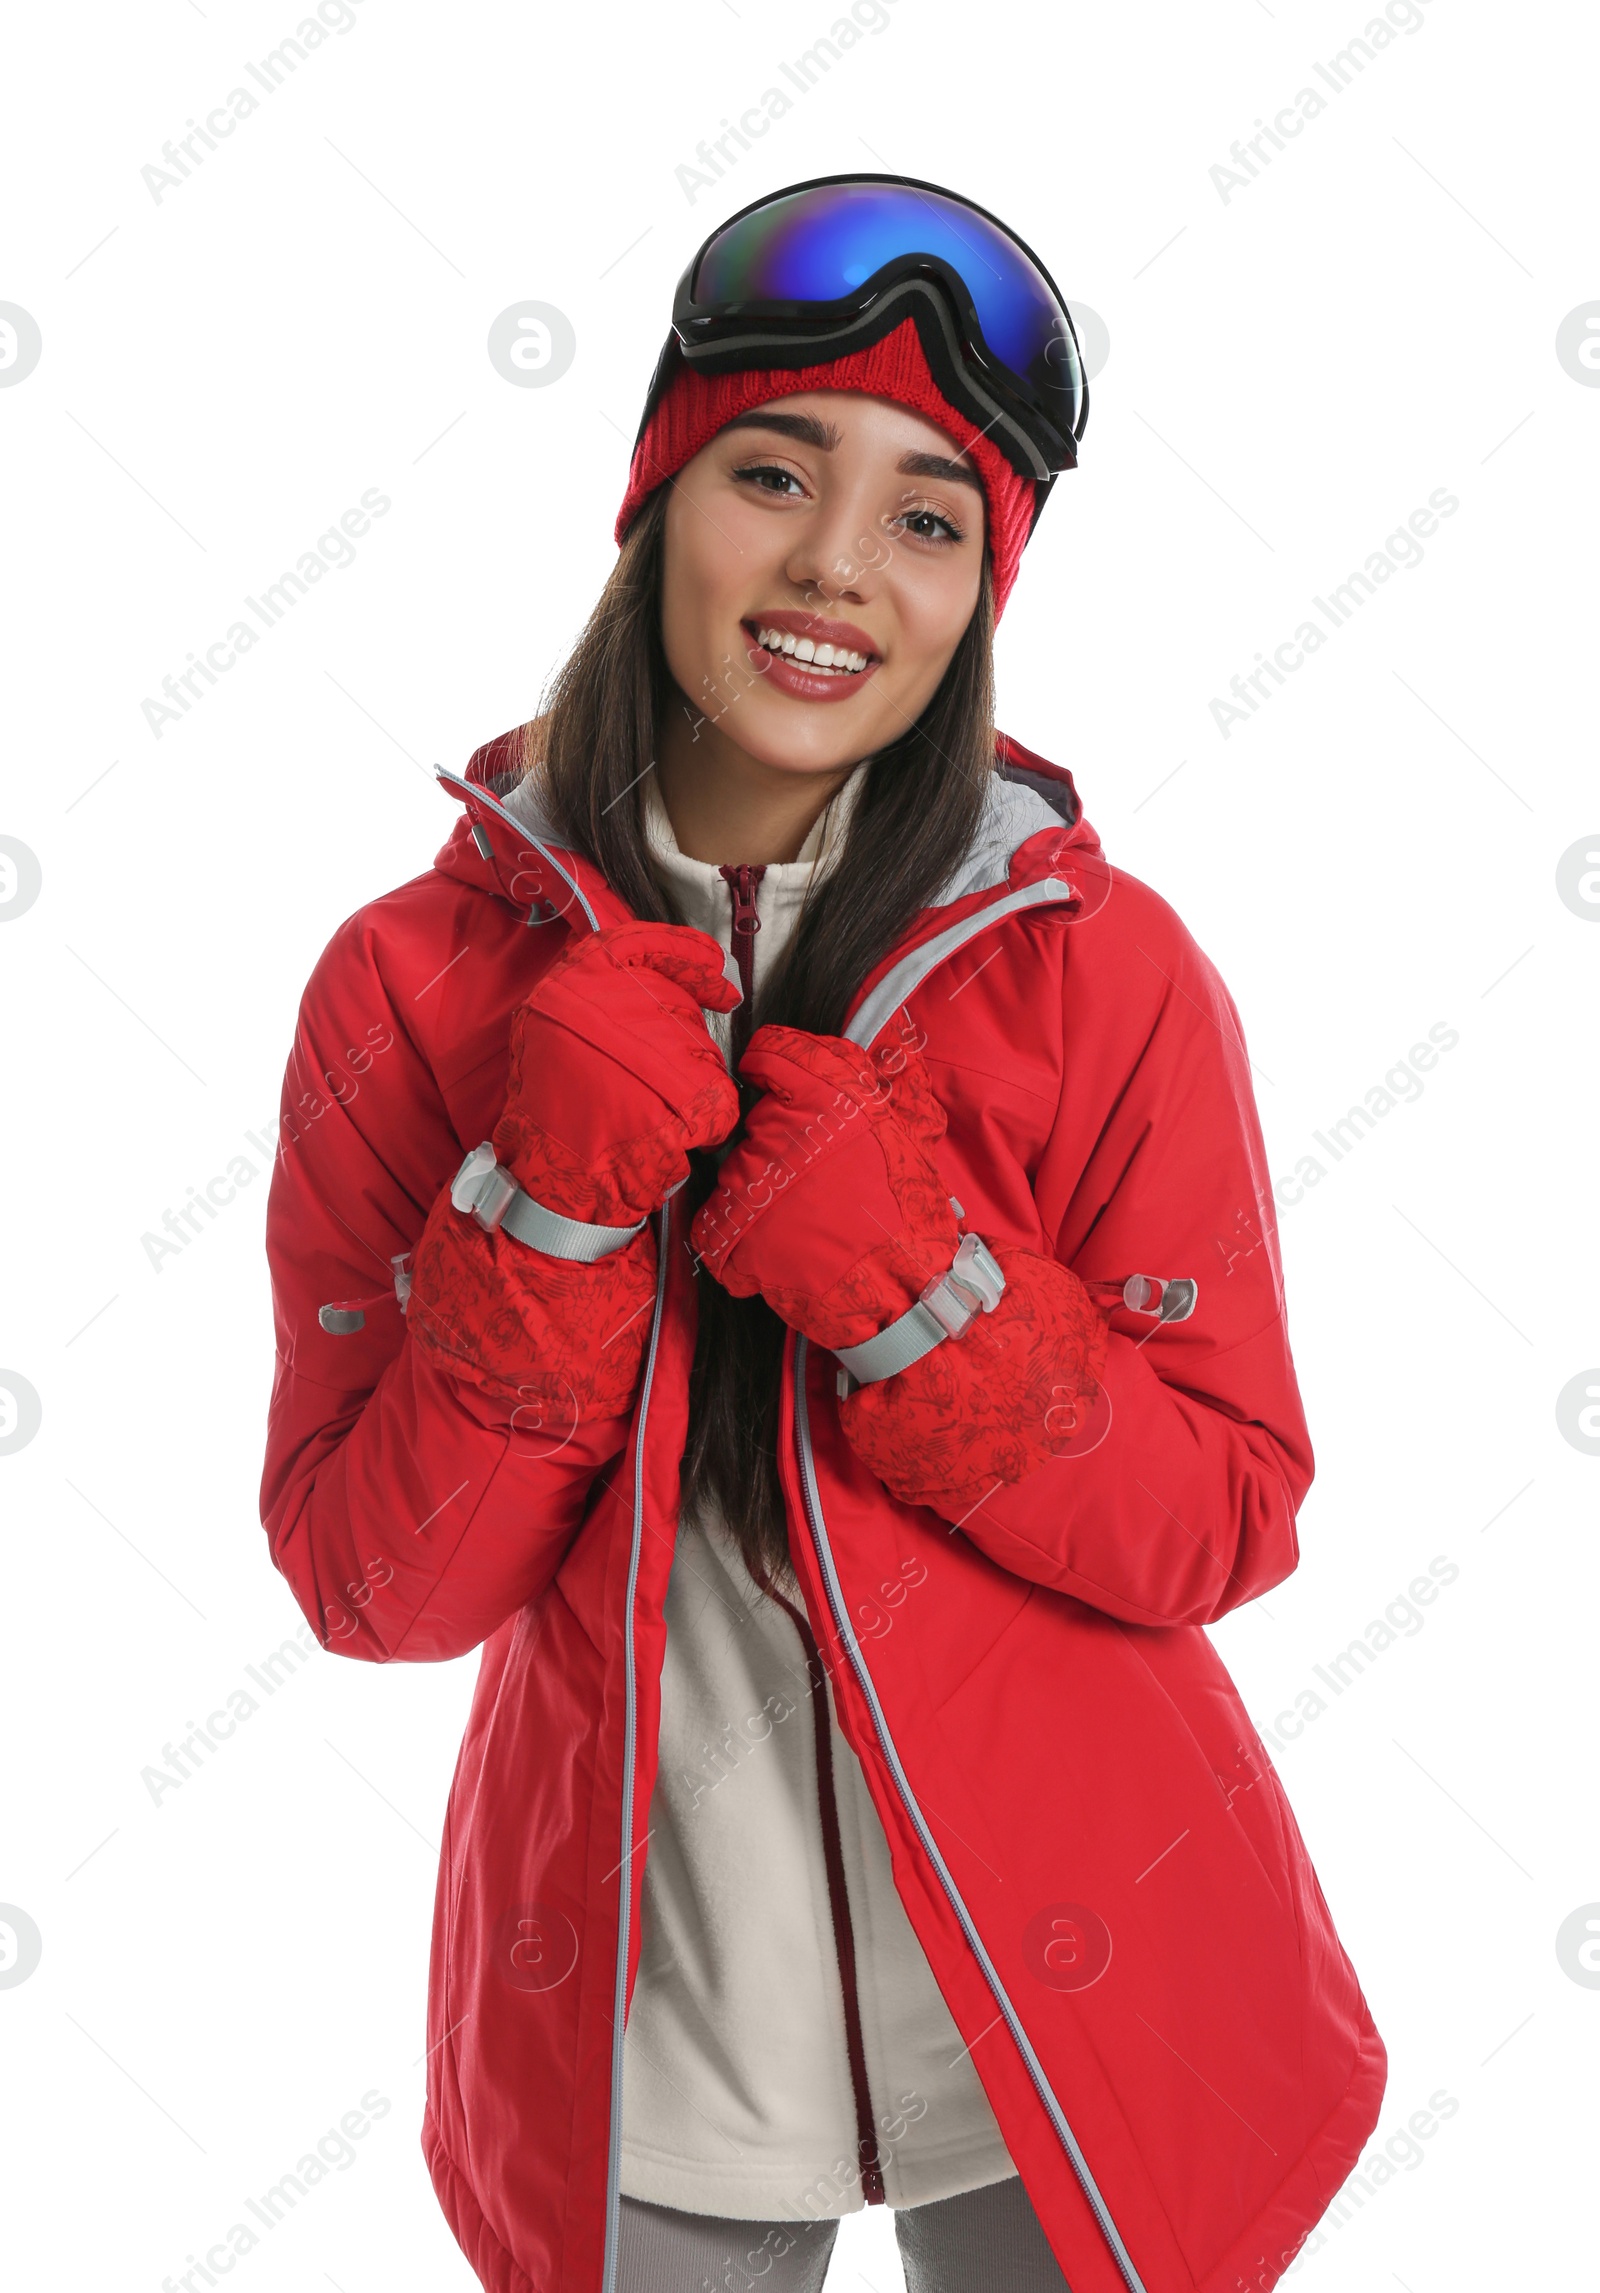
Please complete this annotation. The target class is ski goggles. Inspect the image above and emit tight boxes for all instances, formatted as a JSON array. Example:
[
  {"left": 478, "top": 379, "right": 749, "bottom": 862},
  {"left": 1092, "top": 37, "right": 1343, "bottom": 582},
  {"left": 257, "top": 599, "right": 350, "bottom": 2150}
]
[{"left": 646, "top": 174, "right": 1088, "bottom": 494}]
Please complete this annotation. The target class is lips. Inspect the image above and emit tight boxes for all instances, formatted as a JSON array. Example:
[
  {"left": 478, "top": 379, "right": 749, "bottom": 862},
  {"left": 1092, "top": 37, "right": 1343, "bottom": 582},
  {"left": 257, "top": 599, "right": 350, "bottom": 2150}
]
[
  {"left": 741, "top": 610, "right": 881, "bottom": 703},
  {"left": 749, "top": 608, "right": 881, "bottom": 663}
]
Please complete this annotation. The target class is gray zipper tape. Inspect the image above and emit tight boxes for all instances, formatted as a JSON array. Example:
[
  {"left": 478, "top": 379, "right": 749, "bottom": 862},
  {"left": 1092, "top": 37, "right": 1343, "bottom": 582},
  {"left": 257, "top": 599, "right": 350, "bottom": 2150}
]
[
  {"left": 844, "top": 877, "right": 1077, "bottom": 1050},
  {"left": 600, "top": 1195, "right": 674, "bottom": 2293},
  {"left": 794, "top": 1346, "right": 1149, "bottom": 2293}
]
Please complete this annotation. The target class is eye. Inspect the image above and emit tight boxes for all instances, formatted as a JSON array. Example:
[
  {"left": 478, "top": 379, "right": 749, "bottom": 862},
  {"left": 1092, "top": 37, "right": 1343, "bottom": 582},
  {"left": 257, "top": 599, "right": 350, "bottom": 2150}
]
[
  {"left": 731, "top": 460, "right": 807, "bottom": 499},
  {"left": 895, "top": 500, "right": 967, "bottom": 546}
]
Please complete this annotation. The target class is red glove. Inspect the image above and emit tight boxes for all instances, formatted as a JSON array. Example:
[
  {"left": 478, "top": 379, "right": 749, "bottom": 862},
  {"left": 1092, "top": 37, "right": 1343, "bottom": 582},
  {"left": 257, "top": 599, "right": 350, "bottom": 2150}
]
[
  {"left": 490, "top": 921, "right": 743, "bottom": 1227},
  {"left": 837, "top": 1247, "right": 1109, "bottom": 1514},
  {"left": 410, "top": 924, "right": 741, "bottom": 1424},
  {"left": 691, "top": 1024, "right": 1108, "bottom": 1513},
  {"left": 690, "top": 1024, "right": 958, "bottom": 1346}
]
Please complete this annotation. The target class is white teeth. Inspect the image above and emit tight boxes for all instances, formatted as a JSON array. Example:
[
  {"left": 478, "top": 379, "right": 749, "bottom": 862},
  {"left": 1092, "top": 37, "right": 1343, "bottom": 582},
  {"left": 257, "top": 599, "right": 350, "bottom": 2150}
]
[{"left": 754, "top": 626, "right": 870, "bottom": 674}]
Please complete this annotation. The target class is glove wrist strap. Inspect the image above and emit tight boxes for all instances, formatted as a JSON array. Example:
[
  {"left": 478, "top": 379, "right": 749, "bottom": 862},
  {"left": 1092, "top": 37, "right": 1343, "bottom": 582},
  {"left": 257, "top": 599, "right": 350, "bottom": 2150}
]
[
  {"left": 834, "top": 1230, "right": 1006, "bottom": 1395},
  {"left": 450, "top": 1143, "right": 648, "bottom": 1263}
]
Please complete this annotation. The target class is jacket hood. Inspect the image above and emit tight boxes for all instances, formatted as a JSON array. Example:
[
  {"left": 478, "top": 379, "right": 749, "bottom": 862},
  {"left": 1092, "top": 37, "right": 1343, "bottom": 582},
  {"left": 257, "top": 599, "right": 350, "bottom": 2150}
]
[{"left": 432, "top": 726, "right": 1104, "bottom": 938}]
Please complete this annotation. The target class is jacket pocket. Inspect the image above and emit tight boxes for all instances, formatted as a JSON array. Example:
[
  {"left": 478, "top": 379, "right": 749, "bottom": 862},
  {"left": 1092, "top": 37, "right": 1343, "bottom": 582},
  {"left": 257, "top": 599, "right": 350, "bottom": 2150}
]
[
  {"left": 928, "top": 1582, "right": 1037, "bottom": 1712},
  {"left": 1123, "top": 1625, "right": 1301, "bottom": 1938},
  {"left": 551, "top": 1517, "right": 611, "bottom": 1659}
]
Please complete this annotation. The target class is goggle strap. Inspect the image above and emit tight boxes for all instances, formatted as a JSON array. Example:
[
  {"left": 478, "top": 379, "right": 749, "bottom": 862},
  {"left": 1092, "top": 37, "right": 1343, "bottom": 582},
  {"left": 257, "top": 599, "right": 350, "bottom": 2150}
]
[{"left": 660, "top": 278, "right": 1071, "bottom": 485}]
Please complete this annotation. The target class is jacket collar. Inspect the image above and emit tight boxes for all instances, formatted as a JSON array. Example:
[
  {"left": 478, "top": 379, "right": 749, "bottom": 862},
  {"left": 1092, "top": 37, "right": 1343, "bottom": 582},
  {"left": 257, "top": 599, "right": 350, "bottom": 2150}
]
[{"left": 431, "top": 726, "right": 1103, "bottom": 933}]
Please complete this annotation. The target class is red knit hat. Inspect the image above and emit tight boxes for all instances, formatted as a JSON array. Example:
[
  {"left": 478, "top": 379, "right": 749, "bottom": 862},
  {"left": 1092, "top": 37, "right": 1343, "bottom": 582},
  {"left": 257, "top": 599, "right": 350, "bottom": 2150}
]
[{"left": 614, "top": 315, "right": 1038, "bottom": 622}]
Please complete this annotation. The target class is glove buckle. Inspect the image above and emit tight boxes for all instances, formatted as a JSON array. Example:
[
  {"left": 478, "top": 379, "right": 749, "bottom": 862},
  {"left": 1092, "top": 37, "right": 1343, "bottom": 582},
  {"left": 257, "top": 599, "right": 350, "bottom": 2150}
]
[
  {"left": 917, "top": 1232, "right": 1006, "bottom": 1340},
  {"left": 451, "top": 1141, "right": 519, "bottom": 1231},
  {"left": 448, "top": 1141, "right": 650, "bottom": 1263},
  {"left": 834, "top": 1231, "right": 1007, "bottom": 1396}
]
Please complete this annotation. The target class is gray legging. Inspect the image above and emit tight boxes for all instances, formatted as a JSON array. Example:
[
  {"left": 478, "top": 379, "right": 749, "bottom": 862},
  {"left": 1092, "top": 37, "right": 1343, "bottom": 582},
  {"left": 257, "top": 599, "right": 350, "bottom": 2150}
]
[{"left": 617, "top": 2172, "right": 1074, "bottom": 2292}]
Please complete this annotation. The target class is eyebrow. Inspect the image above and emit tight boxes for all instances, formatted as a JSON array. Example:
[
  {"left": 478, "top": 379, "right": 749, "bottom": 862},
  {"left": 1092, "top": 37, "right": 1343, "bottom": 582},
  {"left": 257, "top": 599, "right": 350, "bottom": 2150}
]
[
  {"left": 721, "top": 409, "right": 985, "bottom": 495},
  {"left": 897, "top": 448, "right": 984, "bottom": 497}
]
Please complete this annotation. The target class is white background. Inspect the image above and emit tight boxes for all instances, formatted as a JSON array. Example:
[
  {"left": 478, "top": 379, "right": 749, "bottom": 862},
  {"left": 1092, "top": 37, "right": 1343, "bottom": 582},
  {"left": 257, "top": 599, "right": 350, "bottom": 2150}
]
[{"left": 1, "top": 0, "right": 1596, "bottom": 2286}]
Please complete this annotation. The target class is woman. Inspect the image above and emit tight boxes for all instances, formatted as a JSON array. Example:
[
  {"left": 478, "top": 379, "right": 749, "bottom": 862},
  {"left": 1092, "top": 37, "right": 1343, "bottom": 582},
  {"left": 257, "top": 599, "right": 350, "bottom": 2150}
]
[{"left": 261, "top": 177, "right": 1386, "bottom": 2293}]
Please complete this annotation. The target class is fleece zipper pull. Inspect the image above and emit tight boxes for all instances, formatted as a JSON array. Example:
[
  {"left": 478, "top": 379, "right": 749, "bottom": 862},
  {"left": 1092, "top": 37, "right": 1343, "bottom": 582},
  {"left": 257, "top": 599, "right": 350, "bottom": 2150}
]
[{"left": 718, "top": 863, "right": 766, "bottom": 1071}]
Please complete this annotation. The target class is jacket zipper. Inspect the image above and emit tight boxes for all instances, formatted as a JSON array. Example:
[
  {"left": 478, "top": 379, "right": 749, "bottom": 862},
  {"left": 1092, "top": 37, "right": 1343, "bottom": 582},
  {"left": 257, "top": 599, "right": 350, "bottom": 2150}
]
[
  {"left": 794, "top": 874, "right": 1151, "bottom": 2293},
  {"left": 766, "top": 1585, "right": 887, "bottom": 2206},
  {"left": 601, "top": 872, "right": 1096, "bottom": 2289},
  {"left": 718, "top": 862, "right": 766, "bottom": 1072},
  {"left": 720, "top": 858, "right": 885, "bottom": 2198},
  {"left": 433, "top": 768, "right": 602, "bottom": 931},
  {"left": 600, "top": 1193, "right": 675, "bottom": 2293},
  {"left": 792, "top": 1343, "right": 1149, "bottom": 2293}
]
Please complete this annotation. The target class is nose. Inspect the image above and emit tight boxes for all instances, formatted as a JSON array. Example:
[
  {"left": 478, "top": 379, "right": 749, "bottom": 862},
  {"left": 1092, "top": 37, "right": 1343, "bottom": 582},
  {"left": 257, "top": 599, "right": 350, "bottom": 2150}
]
[{"left": 784, "top": 480, "right": 890, "bottom": 612}]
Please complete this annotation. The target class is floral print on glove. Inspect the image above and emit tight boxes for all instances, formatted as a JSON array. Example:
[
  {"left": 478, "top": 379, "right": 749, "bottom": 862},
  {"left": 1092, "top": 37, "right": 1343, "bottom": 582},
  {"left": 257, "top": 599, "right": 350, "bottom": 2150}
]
[{"left": 838, "top": 1243, "right": 1111, "bottom": 1515}]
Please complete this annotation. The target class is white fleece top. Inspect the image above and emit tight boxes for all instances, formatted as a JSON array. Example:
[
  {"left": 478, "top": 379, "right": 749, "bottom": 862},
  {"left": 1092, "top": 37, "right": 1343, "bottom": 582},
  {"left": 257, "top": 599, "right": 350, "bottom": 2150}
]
[{"left": 617, "top": 762, "right": 1017, "bottom": 2219}]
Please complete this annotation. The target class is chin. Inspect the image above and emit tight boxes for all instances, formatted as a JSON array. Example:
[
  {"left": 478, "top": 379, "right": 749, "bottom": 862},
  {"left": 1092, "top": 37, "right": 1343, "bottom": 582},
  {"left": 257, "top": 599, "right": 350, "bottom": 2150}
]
[
  {"left": 739, "top": 746, "right": 867, "bottom": 782},
  {"left": 732, "top": 685, "right": 896, "bottom": 769},
  {"left": 734, "top": 720, "right": 873, "bottom": 777}
]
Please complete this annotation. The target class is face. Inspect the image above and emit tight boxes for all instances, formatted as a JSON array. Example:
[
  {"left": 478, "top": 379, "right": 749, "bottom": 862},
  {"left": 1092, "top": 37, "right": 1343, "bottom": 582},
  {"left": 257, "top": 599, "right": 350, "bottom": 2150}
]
[{"left": 658, "top": 389, "right": 987, "bottom": 784}]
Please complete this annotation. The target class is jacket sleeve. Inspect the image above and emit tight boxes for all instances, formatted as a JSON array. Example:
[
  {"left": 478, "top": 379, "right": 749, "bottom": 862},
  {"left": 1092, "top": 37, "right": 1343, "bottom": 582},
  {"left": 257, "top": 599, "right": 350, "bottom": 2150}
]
[
  {"left": 259, "top": 907, "right": 635, "bottom": 1663},
  {"left": 948, "top": 888, "right": 1313, "bottom": 1630}
]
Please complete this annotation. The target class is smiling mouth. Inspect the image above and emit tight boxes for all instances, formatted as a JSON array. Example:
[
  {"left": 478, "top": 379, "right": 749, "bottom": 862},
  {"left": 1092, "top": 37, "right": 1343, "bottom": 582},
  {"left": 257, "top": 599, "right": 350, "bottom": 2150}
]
[{"left": 744, "top": 621, "right": 876, "bottom": 677}]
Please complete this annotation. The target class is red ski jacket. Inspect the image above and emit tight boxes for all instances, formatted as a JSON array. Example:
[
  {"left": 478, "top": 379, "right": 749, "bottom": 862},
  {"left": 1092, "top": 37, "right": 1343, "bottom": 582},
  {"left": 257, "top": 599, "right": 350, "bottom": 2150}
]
[{"left": 260, "top": 729, "right": 1385, "bottom": 2293}]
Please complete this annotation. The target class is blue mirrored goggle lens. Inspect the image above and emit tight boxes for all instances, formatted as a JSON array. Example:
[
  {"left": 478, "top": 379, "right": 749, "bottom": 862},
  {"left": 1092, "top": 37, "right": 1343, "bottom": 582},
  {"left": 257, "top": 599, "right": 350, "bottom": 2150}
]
[{"left": 691, "top": 181, "right": 1079, "bottom": 420}]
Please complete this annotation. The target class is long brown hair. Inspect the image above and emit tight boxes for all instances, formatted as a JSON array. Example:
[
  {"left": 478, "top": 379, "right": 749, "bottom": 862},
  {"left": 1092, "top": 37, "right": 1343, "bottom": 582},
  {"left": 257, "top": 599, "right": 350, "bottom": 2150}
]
[{"left": 520, "top": 484, "right": 997, "bottom": 1585}]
